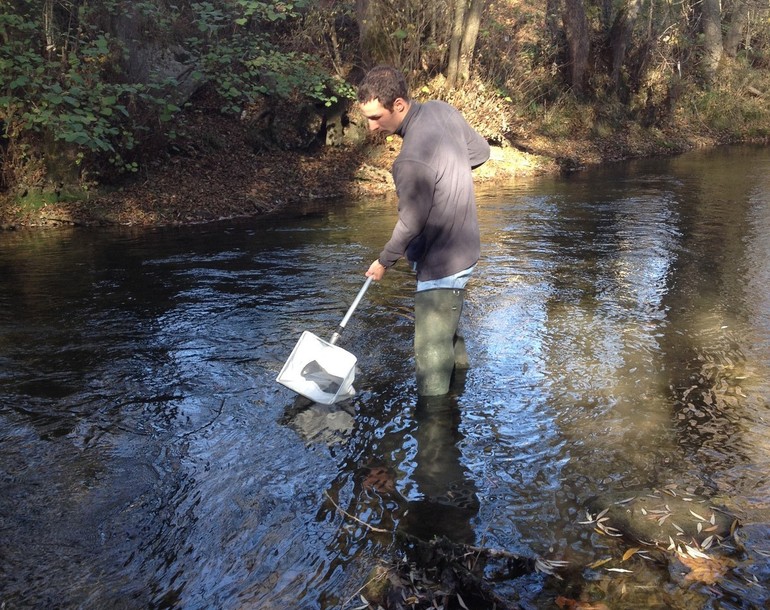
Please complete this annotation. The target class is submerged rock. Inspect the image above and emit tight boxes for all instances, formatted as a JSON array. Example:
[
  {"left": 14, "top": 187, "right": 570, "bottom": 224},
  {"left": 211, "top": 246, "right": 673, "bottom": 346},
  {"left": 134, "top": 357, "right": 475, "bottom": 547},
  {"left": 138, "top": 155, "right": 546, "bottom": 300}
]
[
  {"left": 280, "top": 395, "right": 355, "bottom": 445},
  {"left": 585, "top": 489, "right": 738, "bottom": 550}
]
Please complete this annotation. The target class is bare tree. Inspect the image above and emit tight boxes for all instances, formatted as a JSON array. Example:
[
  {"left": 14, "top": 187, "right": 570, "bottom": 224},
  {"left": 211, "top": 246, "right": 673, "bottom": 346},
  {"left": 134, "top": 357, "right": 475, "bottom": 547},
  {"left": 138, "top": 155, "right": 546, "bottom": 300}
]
[
  {"left": 355, "top": 0, "right": 454, "bottom": 74},
  {"left": 561, "top": 0, "right": 591, "bottom": 95},
  {"left": 458, "top": 0, "right": 484, "bottom": 82},
  {"left": 723, "top": 0, "right": 752, "bottom": 57},
  {"left": 447, "top": 0, "right": 467, "bottom": 86},
  {"left": 447, "top": 0, "right": 486, "bottom": 87},
  {"left": 609, "top": 0, "right": 644, "bottom": 90},
  {"left": 700, "top": 0, "right": 724, "bottom": 83},
  {"left": 355, "top": 0, "right": 380, "bottom": 66}
]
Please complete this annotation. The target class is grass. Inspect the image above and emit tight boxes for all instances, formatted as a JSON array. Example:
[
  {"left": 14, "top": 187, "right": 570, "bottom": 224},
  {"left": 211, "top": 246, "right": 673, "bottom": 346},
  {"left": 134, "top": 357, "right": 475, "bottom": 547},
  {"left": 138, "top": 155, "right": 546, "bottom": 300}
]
[{"left": 16, "top": 189, "right": 90, "bottom": 210}]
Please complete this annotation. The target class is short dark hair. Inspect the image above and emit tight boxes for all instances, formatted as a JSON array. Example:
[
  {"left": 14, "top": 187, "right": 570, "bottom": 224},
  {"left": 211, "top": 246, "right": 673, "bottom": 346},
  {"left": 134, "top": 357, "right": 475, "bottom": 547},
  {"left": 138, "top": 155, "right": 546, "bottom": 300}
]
[{"left": 357, "top": 66, "right": 409, "bottom": 111}]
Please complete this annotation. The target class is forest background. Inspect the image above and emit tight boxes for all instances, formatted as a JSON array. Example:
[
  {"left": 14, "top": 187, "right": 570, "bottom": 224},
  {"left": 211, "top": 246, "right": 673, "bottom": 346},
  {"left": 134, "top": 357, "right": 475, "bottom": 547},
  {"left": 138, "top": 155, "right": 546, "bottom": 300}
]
[{"left": 1, "top": 0, "right": 769, "bottom": 228}]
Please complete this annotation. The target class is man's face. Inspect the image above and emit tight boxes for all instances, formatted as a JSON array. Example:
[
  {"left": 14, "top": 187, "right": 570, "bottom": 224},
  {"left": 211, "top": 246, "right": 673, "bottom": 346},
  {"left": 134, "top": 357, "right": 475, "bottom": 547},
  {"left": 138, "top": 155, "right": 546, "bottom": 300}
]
[{"left": 359, "top": 98, "right": 407, "bottom": 135}]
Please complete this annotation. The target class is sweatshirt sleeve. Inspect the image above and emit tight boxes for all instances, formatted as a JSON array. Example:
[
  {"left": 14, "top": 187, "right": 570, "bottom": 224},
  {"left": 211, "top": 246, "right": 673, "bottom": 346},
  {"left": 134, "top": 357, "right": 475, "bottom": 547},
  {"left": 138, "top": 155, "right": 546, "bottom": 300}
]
[
  {"left": 466, "top": 124, "right": 490, "bottom": 169},
  {"left": 378, "top": 159, "right": 436, "bottom": 268}
]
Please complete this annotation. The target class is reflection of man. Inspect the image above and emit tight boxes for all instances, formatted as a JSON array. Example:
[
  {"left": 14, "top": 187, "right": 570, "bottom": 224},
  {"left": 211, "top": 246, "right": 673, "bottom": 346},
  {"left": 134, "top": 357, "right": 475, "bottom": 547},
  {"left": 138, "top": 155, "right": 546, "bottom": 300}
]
[
  {"left": 357, "top": 65, "right": 490, "bottom": 396},
  {"left": 402, "top": 395, "right": 479, "bottom": 544}
]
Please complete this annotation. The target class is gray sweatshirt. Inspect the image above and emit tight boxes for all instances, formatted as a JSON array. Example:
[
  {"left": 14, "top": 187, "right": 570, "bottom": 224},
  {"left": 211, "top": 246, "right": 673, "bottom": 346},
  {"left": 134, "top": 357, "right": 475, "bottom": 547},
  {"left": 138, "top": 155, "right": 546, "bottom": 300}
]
[{"left": 378, "top": 100, "right": 490, "bottom": 282}]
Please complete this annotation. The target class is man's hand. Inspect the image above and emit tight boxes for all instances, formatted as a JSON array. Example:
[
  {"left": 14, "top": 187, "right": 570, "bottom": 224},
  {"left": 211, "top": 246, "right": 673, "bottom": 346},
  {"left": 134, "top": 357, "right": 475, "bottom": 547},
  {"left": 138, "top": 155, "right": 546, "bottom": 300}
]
[{"left": 366, "top": 259, "right": 387, "bottom": 281}]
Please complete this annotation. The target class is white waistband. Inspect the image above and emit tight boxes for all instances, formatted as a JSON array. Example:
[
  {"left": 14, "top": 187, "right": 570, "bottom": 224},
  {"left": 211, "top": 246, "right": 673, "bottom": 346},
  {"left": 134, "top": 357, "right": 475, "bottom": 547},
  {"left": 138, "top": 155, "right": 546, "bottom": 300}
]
[{"left": 416, "top": 264, "right": 476, "bottom": 292}]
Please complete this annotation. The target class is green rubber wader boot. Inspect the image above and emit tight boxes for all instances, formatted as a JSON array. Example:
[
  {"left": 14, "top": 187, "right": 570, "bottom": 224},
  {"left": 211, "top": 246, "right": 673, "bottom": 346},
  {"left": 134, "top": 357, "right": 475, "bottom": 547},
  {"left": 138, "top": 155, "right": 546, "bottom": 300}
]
[
  {"left": 414, "top": 288, "right": 466, "bottom": 396},
  {"left": 453, "top": 334, "right": 469, "bottom": 370}
]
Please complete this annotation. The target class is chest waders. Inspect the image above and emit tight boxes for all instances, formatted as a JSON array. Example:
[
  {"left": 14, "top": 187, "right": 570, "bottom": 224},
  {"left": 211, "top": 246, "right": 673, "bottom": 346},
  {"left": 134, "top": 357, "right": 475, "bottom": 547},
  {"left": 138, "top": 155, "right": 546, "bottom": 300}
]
[{"left": 414, "top": 288, "right": 469, "bottom": 395}]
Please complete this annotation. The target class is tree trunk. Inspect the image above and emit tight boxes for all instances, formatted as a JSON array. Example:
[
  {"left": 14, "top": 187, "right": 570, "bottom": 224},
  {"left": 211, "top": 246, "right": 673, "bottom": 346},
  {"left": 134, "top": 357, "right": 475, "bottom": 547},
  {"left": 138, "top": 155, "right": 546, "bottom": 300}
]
[
  {"left": 446, "top": 0, "right": 467, "bottom": 87},
  {"left": 561, "top": 0, "right": 591, "bottom": 95},
  {"left": 700, "top": 0, "right": 723, "bottom": 84},
  {"left": 457, "top": 0, "right": 484, "bottom": 82},
  {"left": 723, "top": 0, "right": 751, "bottom": 58},
  {"left": 43, "top": 0, "right": 56, "bottom": 56},
  {"left": 609, "top": 0, "right": 643, "bottom": 92},
  {"left": 355, "top": 0, "right": 377, "bottom": 67}
]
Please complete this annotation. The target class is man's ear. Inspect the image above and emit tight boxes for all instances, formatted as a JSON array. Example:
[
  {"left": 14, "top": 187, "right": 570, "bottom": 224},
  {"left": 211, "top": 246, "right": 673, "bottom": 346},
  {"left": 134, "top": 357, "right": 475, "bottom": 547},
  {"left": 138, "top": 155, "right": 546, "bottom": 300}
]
[{"left": 394, "top": 98, "right": 408, "bottom": 114}]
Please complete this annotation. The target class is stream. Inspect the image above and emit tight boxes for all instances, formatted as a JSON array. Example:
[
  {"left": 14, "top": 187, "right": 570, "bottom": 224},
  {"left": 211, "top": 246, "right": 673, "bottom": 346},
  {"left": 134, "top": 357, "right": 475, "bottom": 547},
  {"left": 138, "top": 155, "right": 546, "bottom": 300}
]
[{"left": 1, "top": 144, "right": 769, "bottom": 609}]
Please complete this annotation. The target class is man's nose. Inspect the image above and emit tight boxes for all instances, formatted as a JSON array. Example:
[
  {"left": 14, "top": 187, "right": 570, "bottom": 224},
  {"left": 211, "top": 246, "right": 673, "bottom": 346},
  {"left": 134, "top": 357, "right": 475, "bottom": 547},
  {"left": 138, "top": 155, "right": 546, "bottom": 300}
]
[{"left": 367, "top": 119, "right": 378, "bottom": 131}]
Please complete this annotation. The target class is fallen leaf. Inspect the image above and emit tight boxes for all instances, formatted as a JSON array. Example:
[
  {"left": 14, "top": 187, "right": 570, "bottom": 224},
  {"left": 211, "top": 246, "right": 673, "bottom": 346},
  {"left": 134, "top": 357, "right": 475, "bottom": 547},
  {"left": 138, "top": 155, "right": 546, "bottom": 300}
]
[
  {"left": 556, "top": 596, "right": 610, "bottom": 610},
  {"left": 678, "top": 553, "right": 733, "bottom": 585},
  {"left": 684, "top": 544, "right": 710, "bottom": 559},
  {"left": 622, "top": 547, "right": 640, "bottom": 561},
  {"left": 457, "top": 592, "right": 469, "bottom": 610}
]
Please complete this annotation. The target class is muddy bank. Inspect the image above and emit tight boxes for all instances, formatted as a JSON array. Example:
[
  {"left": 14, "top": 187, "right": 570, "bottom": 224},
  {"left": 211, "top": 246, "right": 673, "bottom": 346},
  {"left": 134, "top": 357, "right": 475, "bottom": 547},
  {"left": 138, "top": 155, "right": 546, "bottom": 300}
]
[{"left": 0, "top": 108, "right": 730, "bottom": 230}]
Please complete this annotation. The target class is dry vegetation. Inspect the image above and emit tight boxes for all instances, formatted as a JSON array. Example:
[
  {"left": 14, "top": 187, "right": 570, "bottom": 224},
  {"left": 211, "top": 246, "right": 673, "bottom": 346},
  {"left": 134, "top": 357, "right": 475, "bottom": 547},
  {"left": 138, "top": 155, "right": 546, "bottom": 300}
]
[
  {"left": 1, "top": 0, "right": 769, "bottom": 229},
  {"left": 3, "top": 75, "right": 764, "bottom": 231}
]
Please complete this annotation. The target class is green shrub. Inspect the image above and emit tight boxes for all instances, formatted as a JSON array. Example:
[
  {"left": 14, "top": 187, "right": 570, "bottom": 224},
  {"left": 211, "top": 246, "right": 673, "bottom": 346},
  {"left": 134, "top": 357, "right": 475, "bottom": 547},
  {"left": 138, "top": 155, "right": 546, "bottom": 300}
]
[{"left": 1, "top": 0, "right": 356, "bottom": 192}]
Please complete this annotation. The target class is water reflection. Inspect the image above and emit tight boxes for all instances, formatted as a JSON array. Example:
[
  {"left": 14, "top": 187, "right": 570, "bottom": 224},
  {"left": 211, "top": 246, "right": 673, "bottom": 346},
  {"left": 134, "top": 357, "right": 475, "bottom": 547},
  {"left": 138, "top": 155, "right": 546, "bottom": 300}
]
[
  {"left": 1, "top": 146, "right": 769, "bottom": 608},
  {"left": 400, "top": 393, "right": 480, "bottom": 544}
]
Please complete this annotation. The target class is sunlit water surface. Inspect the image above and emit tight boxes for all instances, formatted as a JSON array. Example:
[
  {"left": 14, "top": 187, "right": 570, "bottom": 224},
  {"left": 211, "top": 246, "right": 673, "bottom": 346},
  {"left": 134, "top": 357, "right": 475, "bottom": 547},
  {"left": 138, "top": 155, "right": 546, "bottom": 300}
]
[{"left": 1, "top": 145, "right": 769, "bottom": 609}]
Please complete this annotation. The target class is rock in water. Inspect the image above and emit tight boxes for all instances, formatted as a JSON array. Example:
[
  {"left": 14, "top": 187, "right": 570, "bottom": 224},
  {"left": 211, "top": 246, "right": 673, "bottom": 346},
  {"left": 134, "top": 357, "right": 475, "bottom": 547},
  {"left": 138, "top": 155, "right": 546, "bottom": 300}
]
[{"left": 585, "top": 489, "right": 738, "bottom": 549}]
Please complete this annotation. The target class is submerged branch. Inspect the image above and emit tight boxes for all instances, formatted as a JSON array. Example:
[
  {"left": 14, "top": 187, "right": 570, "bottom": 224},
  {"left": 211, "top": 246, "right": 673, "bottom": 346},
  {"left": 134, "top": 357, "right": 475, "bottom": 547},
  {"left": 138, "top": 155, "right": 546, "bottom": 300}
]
[{"left": 324, "top": 490, "right": 391, "bottom": 534}]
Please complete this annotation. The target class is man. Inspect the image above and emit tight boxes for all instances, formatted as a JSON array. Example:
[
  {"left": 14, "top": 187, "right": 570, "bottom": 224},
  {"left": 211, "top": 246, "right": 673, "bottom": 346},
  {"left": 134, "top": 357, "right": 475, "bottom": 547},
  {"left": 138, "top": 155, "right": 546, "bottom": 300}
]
[{"left": 357, "top": 65, "right": 490, "bottom": 396}]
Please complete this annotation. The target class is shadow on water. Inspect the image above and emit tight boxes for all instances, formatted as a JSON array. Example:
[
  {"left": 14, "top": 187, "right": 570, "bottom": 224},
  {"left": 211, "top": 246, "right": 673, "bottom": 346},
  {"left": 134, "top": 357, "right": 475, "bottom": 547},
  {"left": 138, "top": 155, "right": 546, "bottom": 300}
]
[{"left": 1, "top": 145, "right": 770, "bottom": 609}]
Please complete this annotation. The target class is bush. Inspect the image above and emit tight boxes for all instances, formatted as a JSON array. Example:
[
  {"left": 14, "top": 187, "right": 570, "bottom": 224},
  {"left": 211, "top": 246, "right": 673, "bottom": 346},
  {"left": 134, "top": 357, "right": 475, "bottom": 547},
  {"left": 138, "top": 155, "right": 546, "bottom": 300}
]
[{"left": 0, "top": 0, "right": 357, "bottom": 194}]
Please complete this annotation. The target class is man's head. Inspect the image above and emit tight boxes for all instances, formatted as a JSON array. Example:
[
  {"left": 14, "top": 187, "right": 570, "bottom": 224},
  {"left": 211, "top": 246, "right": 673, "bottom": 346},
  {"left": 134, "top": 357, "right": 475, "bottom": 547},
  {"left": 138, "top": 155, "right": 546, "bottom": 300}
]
[{"left": 357, "top": 66, "right": 410, "bottom": 134}]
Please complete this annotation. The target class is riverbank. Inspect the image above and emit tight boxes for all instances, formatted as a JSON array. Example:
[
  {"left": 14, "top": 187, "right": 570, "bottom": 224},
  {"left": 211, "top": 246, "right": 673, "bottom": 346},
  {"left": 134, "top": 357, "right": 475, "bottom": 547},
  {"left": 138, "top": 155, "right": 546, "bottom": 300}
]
[{"left": 0, "top": 106, "right": 739, "bottom": 230}]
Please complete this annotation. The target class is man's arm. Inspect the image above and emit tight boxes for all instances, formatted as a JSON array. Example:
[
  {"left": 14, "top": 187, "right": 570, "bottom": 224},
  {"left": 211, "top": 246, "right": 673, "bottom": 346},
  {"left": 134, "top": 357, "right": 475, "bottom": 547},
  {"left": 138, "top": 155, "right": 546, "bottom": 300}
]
[
  {"left": 466, "top": 125, "right": 490, "bottom": 169},
  {"left": 451, "top": 106, "right": 489, "bottom": 168},
  {"left": 377, "top": 160, "right": 436, "bottom": 268}
]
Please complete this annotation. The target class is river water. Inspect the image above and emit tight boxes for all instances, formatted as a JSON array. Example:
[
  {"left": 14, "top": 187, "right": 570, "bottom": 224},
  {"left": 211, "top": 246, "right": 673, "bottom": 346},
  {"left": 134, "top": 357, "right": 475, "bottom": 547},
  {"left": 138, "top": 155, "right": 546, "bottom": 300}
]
[{"left": 1, "top": 145, "right": 769, "bottom": 609}]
